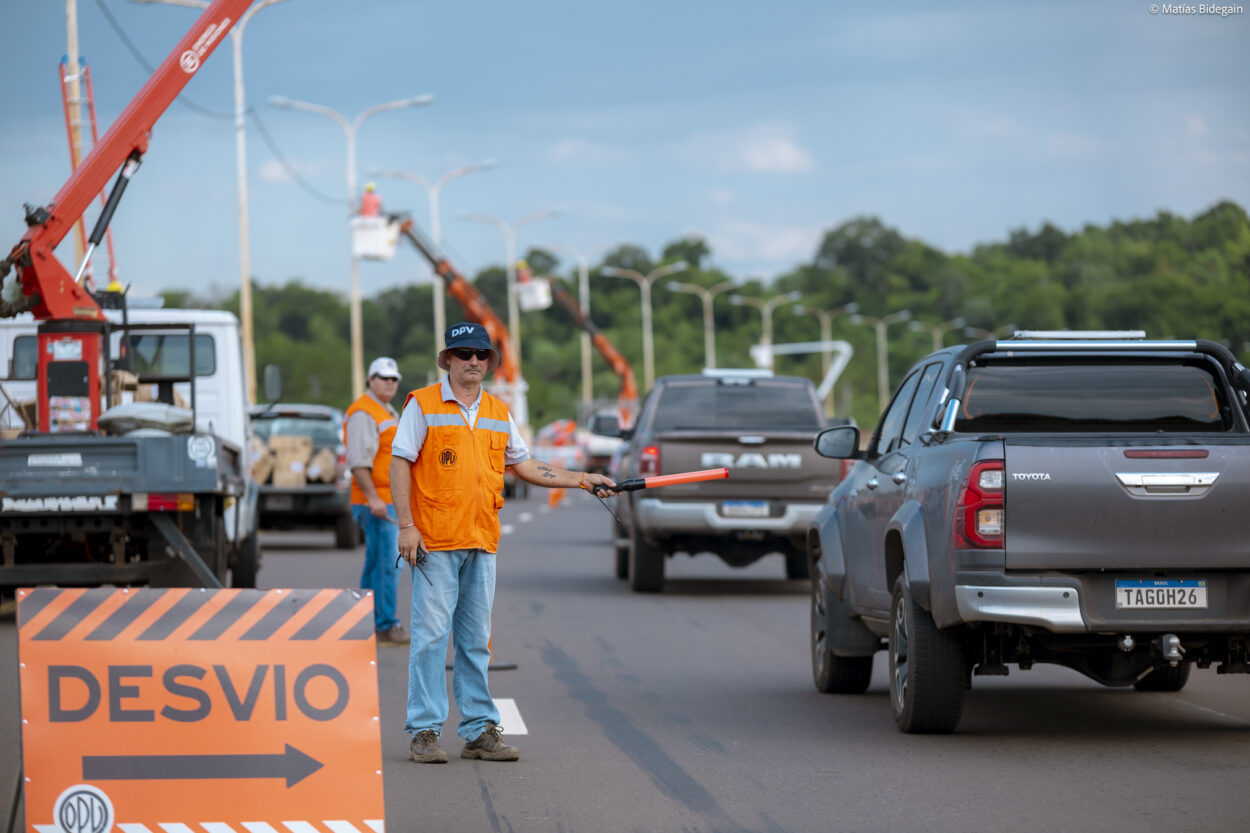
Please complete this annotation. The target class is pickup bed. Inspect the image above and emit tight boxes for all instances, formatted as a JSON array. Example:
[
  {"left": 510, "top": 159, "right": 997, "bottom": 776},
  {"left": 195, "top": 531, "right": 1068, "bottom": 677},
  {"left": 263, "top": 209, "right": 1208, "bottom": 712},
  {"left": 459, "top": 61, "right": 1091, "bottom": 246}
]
[
  {"left": 809, "top": 331, "right": 1250, "bottom": 733},
  {"left": 612, "top": 370, "right": 837, "bottom": 592}
]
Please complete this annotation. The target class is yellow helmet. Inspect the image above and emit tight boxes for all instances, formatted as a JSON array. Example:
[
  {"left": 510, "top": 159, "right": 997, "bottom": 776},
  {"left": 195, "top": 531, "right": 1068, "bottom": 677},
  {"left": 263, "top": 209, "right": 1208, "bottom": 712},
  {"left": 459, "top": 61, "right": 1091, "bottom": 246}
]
[{"left": 364, "top": 182, "right": 376, "bottom": 192}]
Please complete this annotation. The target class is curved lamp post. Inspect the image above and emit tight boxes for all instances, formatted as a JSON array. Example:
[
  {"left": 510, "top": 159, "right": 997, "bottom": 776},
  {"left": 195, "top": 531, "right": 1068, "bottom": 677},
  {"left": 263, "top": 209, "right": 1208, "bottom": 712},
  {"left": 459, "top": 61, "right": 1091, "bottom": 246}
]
[
  {"left": 667, "top": 279, "right": 735, "bottom": 369},
  {"left": 541, "top": 244, "right": 593, "bottom": 403},
  {"left": 372, "top": 159, "right": 496, "bottom": 358},
  {"left": 130, "top": 0, "right": 291, "bottom": 402},
  {"left": 600, "top": 262, "right": 688, "bottom": 391},
  {"left": 910, "top": 317, "right": 967, "bottom": 353},
  {"left": 460, "top": 208, "right": 563, "bottom": 367},
  {"left": 793, "top": 301, "right": 858, "bottom": 412},
  {"left": 850, "top": 310, "right": 913, "bottom": 412},
  {"left": 269, "top": 92, "right": 434, "bottom": 393},
  {"left": 729, "top": 290, "right": 803, "bottom": 370}
]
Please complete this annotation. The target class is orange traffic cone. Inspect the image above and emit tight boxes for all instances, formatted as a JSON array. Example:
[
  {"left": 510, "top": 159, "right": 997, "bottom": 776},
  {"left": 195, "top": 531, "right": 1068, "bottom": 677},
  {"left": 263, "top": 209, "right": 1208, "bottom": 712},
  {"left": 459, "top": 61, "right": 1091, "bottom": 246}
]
[{"left": 548, "top": 487, "right": 565, "bottom": 509}]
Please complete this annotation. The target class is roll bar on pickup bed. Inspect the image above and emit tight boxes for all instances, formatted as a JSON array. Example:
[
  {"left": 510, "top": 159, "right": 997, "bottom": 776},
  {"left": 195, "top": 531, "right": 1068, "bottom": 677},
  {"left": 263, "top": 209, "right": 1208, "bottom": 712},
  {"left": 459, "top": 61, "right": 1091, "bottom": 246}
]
[{"left": 936, "top": 331, "right": 1250, "bottom": 432}]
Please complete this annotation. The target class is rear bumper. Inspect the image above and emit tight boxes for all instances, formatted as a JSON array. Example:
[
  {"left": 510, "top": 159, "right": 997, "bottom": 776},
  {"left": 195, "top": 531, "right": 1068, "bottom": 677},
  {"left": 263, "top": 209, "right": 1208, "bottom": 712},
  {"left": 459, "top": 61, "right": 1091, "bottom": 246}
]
[
  {"left": 636, "top": 498, "right": 821, "bottom": 536},
  {"left": 954, "top": 572, "right": 1250, "bottom": 633}
]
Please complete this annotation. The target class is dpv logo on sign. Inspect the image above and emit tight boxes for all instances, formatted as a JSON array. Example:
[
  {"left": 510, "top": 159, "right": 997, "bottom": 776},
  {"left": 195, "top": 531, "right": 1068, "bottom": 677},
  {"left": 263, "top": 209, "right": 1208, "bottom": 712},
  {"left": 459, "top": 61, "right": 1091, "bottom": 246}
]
[{"left": 18, "top": 587, "right": 385, "bottom": 832}]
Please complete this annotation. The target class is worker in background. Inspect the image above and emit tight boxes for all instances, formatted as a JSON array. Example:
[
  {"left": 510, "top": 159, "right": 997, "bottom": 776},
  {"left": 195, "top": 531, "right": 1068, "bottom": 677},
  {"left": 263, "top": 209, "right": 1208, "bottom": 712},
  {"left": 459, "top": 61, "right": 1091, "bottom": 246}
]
[
  {"left": 390, "top": 322, "right": 618, "bottom": 764},
  {"left": 359, "top": 182, "right": 382, "bottom": 217},
  {"left": 345, "top": 356, "right": 407, "bottom": 645}
]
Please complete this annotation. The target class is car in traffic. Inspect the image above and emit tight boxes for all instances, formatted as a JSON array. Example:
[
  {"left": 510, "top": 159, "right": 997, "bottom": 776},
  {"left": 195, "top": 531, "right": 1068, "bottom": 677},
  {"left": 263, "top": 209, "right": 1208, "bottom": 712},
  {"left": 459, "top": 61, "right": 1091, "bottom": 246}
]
[
  {"left": 609, "top": 369, "right": 836, "bottom": 591},
  {"left": 808, "top": 330, "right": 1250, "bottom": 733},
  {"left": 249, "top": 403, "right": 357, "bottom": 549}
]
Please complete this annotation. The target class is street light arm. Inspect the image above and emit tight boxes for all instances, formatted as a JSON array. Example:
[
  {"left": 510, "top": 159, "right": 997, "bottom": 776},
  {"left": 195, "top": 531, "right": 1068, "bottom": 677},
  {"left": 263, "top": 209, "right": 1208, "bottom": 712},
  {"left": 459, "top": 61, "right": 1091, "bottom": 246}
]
[
  {"left": 436, "top": 158, "right": 497, "bottom": 189},
  {"left": 353, "top": 95, "right": 435, "bottom": 129},
  {"left": 268, "top": 95, "right": 351, "bottom": 132},
  {"left": 371, "top": 169, "right": 433, "bottom": 190}
]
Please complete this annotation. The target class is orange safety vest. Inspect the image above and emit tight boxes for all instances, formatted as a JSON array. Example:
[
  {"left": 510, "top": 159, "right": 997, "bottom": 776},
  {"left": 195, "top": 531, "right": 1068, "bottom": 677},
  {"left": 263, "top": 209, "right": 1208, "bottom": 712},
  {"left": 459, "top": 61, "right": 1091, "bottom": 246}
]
[
  {"left": 404, "top": 384, "right": 511, "bottom": 552},
  {"left": 345, "top": 392, "right": 398, "bottom": 505}
]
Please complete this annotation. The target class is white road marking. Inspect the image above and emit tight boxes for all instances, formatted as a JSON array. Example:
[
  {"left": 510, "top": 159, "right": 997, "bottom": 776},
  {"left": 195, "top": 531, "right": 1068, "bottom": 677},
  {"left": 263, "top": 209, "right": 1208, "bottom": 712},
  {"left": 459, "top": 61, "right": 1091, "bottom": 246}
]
[
  {"left": 1165, "top": 696, "right": 1250, "bottom": 728},
  {"left": 517, "top": 512, "right": 534, "bottom": 522},
  {"left": 493, "top": 697, "right": 529, "bottom": 735},
  {"left": 500, "top": 524, "right": 515, "bottom": 536}
]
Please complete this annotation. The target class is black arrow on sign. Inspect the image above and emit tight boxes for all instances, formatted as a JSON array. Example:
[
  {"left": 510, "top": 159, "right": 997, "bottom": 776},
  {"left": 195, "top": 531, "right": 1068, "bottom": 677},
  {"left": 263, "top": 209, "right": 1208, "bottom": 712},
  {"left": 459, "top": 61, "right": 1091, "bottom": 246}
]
[{"left": 82, "top": 743, "right": 323, "bottom": 787}]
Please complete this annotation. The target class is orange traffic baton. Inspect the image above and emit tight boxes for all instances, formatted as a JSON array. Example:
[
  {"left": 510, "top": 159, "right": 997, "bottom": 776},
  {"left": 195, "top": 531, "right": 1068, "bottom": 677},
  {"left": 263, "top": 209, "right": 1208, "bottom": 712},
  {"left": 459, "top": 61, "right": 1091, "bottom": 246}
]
[{"left": 592, "top": 467, "right": 728, "bottom": 497}]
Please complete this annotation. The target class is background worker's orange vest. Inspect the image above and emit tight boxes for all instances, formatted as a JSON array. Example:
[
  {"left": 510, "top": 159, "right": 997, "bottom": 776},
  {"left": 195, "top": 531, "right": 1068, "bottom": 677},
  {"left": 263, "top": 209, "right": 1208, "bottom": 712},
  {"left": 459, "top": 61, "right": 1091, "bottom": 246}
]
[
  {"left": 405, "top": 384, "right": 511, "bottom": 552},
  {"left": 345, "top": 393, "right": 398, "bottom": 505}
]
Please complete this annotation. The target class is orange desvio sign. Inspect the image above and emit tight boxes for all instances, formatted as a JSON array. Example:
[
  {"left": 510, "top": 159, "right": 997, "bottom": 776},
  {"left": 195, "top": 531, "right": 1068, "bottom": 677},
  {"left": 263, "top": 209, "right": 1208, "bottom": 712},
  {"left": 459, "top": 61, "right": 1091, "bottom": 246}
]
[{"left": 17, "top": 587, "right": 385, "bottom": 833}]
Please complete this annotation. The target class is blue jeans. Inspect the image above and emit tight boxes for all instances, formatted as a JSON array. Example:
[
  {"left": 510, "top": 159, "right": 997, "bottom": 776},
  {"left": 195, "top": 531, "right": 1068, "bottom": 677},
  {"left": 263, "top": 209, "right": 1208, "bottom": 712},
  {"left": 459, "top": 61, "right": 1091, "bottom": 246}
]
[
  {"left": 404, "top": 548, "right": 500, "bottom": 741},
  {"left": 352, "top": 504, "right": 402, "bottom": 632}
]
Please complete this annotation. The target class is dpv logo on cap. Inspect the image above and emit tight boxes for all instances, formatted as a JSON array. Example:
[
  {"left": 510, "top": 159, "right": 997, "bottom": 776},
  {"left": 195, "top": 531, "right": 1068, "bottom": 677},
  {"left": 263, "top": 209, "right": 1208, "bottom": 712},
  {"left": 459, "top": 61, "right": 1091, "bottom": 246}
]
[{"left": 450, "top": 325, "right": 476, "bottom": 338}]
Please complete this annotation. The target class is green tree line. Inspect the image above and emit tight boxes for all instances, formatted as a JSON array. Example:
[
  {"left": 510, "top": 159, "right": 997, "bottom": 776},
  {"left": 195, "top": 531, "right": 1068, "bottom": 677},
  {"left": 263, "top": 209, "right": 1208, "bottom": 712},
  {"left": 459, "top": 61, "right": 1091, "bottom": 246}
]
[{"left": 165, "top": 200, "right": 1250, "bottom": 431}]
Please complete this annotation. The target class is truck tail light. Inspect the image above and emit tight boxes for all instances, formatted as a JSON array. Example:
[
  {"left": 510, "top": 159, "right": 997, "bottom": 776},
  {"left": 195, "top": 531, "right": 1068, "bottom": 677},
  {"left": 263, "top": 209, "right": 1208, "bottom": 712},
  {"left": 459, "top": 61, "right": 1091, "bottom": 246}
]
[
  {"left": 132, "top": 492, "right": 195, "bottom": 512},
  {"left": 638, "top": 444, "right": 661, "bottom": 478},
  {"left": 336, "top": 452, "right": 350, "bottom": 486},
  {"left": 954, "top": 459, "right": 1004, "bottom": 548}
]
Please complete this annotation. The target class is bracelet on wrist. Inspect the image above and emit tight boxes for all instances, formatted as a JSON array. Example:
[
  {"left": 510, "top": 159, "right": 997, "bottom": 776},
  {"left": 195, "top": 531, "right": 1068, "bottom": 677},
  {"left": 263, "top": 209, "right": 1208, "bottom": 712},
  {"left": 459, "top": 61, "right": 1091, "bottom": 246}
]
[
  {"left": 398, "top": 523, "right": 415, "bottom": 530},
  {"left": 578, "top": 472, "right": 586, "bottom": 490}
]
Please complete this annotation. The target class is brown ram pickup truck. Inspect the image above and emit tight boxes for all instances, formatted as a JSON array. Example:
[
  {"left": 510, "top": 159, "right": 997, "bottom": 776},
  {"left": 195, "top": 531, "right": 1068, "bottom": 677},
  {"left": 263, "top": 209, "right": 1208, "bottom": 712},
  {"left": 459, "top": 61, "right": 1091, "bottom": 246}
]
[{"left": 607, "top": 369, "right": 841, "bottom": 592}]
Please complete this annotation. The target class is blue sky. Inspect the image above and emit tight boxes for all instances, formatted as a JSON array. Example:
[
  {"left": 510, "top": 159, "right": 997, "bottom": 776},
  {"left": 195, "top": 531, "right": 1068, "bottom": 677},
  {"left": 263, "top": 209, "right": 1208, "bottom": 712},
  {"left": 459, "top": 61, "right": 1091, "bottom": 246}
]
[{"left": 2, "top": 0, "right": 1248, "bottom": 301}]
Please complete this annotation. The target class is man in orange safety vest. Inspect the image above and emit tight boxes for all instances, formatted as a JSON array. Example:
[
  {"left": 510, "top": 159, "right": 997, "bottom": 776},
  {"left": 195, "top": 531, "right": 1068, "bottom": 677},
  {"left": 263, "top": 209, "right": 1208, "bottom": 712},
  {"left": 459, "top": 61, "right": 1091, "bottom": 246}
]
[{"left": 390, "top": 322, "right": 617, "bottom": 764}]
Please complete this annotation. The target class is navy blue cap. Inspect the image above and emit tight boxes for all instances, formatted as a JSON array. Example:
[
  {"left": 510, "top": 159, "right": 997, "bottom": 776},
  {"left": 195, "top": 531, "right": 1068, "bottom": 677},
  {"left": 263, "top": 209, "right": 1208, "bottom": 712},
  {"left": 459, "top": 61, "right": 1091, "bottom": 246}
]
[{"left": 438, "top": 322, "right": 501, "bottom": 372}]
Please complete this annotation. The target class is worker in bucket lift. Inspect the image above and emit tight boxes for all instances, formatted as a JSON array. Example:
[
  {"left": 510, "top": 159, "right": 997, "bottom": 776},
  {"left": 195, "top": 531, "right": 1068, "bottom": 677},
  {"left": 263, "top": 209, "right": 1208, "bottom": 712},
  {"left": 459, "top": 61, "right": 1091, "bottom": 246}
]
[
  {"left": 359, "top": 182, "right": 382, "bottom": 217},
  {"left": 389, "top": 322, "right": 618, "bottom": 764}
]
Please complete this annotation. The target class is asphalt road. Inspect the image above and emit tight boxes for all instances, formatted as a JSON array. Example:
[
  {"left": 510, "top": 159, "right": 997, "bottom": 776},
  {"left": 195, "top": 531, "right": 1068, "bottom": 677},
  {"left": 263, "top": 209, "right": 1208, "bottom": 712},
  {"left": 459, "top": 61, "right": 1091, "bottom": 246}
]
[{"left": 4, "top": 492, "right": 1250, "bottom": 832}]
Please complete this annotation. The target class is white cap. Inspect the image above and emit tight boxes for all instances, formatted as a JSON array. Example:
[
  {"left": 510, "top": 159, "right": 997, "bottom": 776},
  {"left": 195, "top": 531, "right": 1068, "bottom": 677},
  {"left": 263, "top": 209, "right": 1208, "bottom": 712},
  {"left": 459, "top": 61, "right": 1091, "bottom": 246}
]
[{"left": 368, "top": 356, "right": 401, "bottom": 380}]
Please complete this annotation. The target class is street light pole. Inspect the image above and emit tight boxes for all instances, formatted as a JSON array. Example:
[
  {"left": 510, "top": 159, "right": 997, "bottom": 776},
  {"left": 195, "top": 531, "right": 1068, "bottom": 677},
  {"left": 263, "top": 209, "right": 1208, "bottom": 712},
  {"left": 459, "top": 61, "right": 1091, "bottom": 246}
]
[
  {"left": 269, "top": 93, "right": 434, "bottom": 393},
  {"left": 601, "top": 262, "right": 688, "bottom": 391},
  {"left": 667, "top": 279, "right": 735, "bottom": 369},
  {"left": 130, "top": 0, "right": 290, "bottom": 403},
  {"left": 793, "top": 302, "right": 858, "bottom": 412},
  {"left": 372, "top": 160, "right": 496, "bottom": 360},
  {"left": 910, "top": 317, "right": 966, "bottom": 353},
  {"left": 461, "top": 209, "right": 563, "bottom": 368},
  {"left": 850, "top": 310, "right": 913, "bottom": 412},
  {"left": 729, "top": 290, "right": 803, "bottom": 369},
  {"left": 542, "top": 244, "right": 593, "bottom": 403}
]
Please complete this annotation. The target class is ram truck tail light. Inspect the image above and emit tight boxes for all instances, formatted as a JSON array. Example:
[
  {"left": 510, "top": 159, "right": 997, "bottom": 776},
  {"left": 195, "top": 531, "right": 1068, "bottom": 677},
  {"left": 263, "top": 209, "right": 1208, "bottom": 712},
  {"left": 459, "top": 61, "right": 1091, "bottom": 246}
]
[
  {"left": 637, "top": 444, "right": 661, "bottom": 478},
  {"left": 336, "top": 451, "right": 350, "bottom": 487},
  {"left": 954, "top": 459, "right": 1004, "bottom": 548}
]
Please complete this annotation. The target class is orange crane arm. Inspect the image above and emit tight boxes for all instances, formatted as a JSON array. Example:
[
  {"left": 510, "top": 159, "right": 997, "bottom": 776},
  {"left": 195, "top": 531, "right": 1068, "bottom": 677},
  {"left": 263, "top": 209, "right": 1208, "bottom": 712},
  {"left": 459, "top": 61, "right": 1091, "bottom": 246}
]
[
  {"left": 395, "top": 217, "right": 519, "bottom": 383},
  {"left": 551, "top": 283, "right": 638, "bottom": 404}
]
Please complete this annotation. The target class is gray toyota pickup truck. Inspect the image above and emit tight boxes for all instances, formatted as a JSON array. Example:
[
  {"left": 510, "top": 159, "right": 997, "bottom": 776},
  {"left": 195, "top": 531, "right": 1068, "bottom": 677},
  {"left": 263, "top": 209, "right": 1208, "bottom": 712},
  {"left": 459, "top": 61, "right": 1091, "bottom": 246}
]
[
  {"left": 611, "top": 369, "right": 836, "bottom": 592},
  {"left": 809, "top": 331, "right": 1250, "bottom": 733}
]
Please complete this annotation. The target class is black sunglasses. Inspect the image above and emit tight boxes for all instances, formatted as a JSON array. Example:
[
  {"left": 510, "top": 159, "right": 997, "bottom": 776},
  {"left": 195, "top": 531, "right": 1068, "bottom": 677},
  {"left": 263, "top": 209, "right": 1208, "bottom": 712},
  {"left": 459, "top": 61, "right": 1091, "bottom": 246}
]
[
  {"left": 374, "top": 376, "right": 400, "bottom": 382},
  {"left": 450, "top": 348, "right": 492, "bottom": 362}
]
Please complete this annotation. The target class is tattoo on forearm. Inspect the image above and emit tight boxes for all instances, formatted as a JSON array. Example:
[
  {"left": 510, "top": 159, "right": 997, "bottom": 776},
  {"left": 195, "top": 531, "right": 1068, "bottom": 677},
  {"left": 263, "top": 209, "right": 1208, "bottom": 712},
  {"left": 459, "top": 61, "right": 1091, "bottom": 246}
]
[{"left": 535, "top": 463, "right": 557, "bottom": 481}]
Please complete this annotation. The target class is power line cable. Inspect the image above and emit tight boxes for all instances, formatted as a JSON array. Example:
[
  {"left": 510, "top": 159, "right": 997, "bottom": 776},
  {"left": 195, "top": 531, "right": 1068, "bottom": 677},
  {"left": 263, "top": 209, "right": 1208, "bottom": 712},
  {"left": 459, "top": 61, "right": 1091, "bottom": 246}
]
[
  {"left": 92, "top": 0, "right": 232, "bottom": 119},
  {"left": 93, "top": 0, "right": 347, "bottom": 206}
]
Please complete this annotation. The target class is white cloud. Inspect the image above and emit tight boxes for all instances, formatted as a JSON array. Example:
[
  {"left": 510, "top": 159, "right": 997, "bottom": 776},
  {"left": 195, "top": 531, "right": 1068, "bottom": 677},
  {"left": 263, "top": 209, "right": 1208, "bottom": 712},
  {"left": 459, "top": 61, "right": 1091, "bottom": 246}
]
[
  {"left": 1185, "top": 114, "right": 1208, "bottom": 137},
  {"left": 549, "top": 138, "right": 631, "bottom": 166},
  {"left": 710, "top": 188, "right": 735, "bottom": 205},
  {"left": 258, "top": 160, "right": 292, "bottom": 184},
  {"left": 684, "top": 125, "right": 815, "bottom": 174},
  {"left": 709, "top": 220, "right": 822, "bottom": 263},
  {"left": 259, "top": 158, "right": 330, "bottom": 185}
]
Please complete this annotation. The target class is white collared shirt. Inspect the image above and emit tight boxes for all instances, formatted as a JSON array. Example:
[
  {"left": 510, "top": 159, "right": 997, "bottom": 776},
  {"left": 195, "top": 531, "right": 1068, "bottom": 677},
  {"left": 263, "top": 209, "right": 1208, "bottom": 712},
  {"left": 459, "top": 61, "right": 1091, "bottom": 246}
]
[{"left": 390, "top": 378, "right": 530, "bottom": 464}]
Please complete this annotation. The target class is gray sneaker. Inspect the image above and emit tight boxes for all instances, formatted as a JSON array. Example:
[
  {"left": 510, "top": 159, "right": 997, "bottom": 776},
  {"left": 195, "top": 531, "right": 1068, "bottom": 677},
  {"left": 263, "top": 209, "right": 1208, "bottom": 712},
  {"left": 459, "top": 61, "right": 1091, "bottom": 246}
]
[
  {"left": 461, "top": 724, "right": 519, "bottom": 762},
  {"left": 409, "top": 730, "right": 449, "bottom": 764}
]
